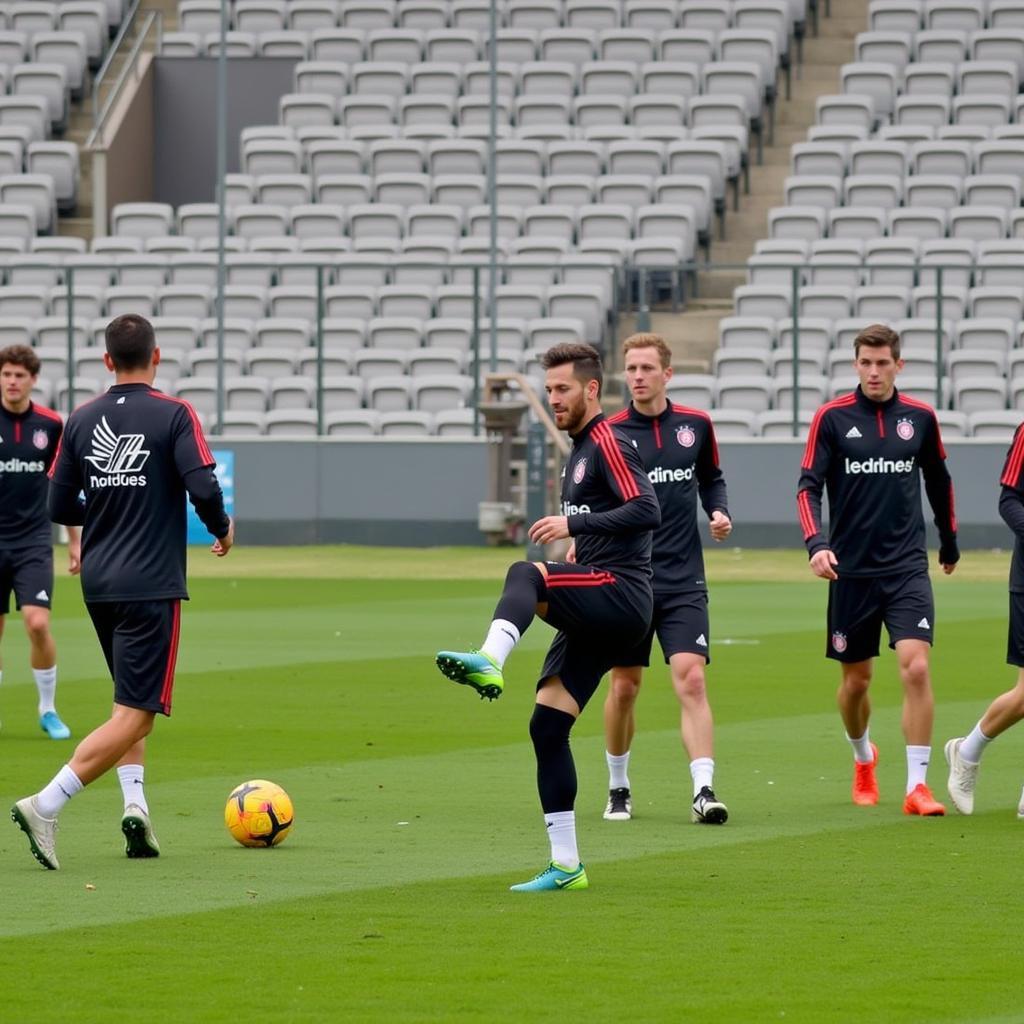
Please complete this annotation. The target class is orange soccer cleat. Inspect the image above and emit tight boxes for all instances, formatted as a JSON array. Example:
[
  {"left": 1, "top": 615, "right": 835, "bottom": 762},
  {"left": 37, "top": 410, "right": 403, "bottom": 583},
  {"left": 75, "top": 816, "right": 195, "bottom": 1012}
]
[
  {"left": 903, "top": 783, "right": 946, "bottom": 817},
  {"left": 852, "top": 743, "right": 880, "bottom": 806}
]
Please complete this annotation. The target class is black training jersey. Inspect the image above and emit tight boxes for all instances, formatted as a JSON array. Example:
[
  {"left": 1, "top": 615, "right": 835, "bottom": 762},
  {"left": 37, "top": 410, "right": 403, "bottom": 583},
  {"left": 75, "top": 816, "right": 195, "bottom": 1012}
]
[
  {"left": 0, "top": 401, "right": 63, "bottom": 548},
  {"left": 47, "top": 383, "right": 222, "bottom": 602},
  {"left": 561, "top": 412, "right": 661, "bottom": 581},
  {"left": 797, "top": 386, "right": 957, "bottom": 578},
  {"left": 998, "top": 423, "right": 1024, "bottom": 593},
  {"left": 608, "top": 402, "right": 728, "bottom": 594}
]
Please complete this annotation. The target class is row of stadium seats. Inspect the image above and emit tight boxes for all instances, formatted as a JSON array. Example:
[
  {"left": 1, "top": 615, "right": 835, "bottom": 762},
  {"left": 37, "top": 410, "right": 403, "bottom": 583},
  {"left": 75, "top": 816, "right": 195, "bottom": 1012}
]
[
  {"left": 721, "top": 314, "right": 1024, "bottom": 352},
  {"left": 712, "top": 406, "right": 1021, "bottom": 438},
  {"left": 173, "top": 0, "right": 802, "bottom": 37},
  {"left": 857, "top": 26, "right": 1024, "bottom": 66},
  {"left": 0, "top": 285, "right": 613, "bottom": 337},
  {"left": 5, "top": 315, "right": 583, "bottom": 354},
  {"left": 672, "top": 370, "right": 1024, "bottom": 415},
  {"left": 767, "top": 203, "right": 1024, "bottom": 240},
  {"left": 2, "top": 1, "right": 124, "bottom": 37},
  {"left": 869, "top": 0, "right": 1024, "bottom": 32}
]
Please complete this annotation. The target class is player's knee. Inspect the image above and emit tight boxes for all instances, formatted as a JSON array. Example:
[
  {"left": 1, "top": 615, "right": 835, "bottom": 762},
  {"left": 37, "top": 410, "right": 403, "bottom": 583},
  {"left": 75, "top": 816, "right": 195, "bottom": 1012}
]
[
  {"left": 22, "top": 609, "right": 50, "bottom": 643},
  {"left": 899, "top": 654, "right": 930, "bottom": 689},
  {"left": 609, "top": 673, "right": 641, "bottom": 706},
  {"left": 506, "top": 560, "right": 546, "bottom": 601},
  {"left": 841, "top": 670, "right": 871, "bottom": 697},
  {"left": 529, "top": 703, "right": 574, "bottom": 754},
  {"left": 674, "top": 663, "right": 707, "bottom": 702}
]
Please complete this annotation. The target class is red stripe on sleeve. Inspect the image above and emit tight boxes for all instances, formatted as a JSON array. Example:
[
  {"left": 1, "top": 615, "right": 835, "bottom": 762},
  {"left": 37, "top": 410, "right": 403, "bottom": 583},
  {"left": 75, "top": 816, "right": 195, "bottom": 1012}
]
[
  {"left": 948, "top": 481, "right": 957, "bottom": 533},
  {"left": 1001, "top": 427, "right": 1024, "bottom": 487},
  {"left": 797, "top": 489, "right": 818, "bottom": 540},
  {"left": 46, "top": 432, "right": 64, "bottom": 479},
  {"left": 594, "top": 421, "right": 640, "bottom": 500},
  {"left": 150, "top": 391, "right": 216, "bottom": 465}
]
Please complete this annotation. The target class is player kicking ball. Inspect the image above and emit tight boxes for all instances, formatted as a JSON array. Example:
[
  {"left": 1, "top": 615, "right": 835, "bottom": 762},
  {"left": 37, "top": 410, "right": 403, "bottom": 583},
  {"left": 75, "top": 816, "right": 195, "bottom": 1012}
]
[
  {"left": 946, "top": 419, "right": 1024, "bottom": 818},
  {"left": 436, "top": 343, "right": 660, "bottom": 891},
  {"left": 798, "top": 324, "right": 959, "bottom": 816}
]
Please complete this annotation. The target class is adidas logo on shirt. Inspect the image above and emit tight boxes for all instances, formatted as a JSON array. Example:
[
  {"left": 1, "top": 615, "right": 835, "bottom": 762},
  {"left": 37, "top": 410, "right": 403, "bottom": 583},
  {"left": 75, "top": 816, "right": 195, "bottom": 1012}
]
[
  {"left": 845, "top": 426, "right": 863, "bottom": 438},
  {"left": 918, "top": 617, "right": 930, "bottom": 629},
  {"left": 696, "top": 633, "right": 708, "bottom": 647}
]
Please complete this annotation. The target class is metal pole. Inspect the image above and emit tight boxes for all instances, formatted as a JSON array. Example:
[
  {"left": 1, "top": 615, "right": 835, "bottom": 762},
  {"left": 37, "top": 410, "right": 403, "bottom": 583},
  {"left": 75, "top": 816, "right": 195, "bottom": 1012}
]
[
  {"left": 791, "top": 265, "right": 800, "bottom": 437},
  {"left": 315, "top": 264, "right": 324, "bottom": 435},
  {"left": 935, "top": 267, "right": 943, "bottom": 411},
  {"left": 472, "top": 265, "right": 481, "bottom": 437},
  {"left": 65, "top": 266, "right": 75, "bottom": 414},
  {"left": 487, "top": 0, "right": 498, "bottom": 372},
  {"left": 214, "top": 0, "right": 228, "bottom": 435}
]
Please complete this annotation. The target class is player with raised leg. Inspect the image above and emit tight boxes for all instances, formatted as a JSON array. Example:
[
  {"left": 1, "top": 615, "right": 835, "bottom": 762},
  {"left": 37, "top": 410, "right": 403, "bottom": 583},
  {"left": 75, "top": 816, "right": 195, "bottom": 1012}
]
[
  {"left": 11, "top": 314, "right": 233, "bottom": 869},
  {"left": 945, "top": 421, "right": 1024, "bottom": 817},
  {"left": 798, "top": 324, "right": 959, "bottom": 816},
  {"left": 436, "top": 343, "right": 660, "bottom": 890},
  {"left": 0, "top": 345, "right": 79, "bottom": 740},
  {"left": 599, "top": 333, "right": 732, "bottom": 825}
]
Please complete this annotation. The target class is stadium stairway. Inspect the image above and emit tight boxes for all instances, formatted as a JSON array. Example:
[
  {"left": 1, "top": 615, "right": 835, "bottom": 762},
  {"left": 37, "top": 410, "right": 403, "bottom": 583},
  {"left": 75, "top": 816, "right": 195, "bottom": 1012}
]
[
  {"left": 59, "top": 0, "right": 179, "bottom": 242},
  {"left": 627, "top": 0, "right": 872, "bottom": 380}
]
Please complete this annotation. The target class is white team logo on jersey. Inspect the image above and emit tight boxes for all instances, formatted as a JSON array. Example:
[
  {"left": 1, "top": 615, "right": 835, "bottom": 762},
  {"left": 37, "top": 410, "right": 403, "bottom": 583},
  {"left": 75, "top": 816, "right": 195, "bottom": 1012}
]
[
  {"left": 845, "top": 426, "right": 862, "bottom": 438},
  {"left": 676, "top": 425, "right": 696, "bottom": 448},
  {"left": 85, "top": 416, "right": 150, "bottom": 488},
  {"left": 572, "top": 457, "right": 587, "bottom": 484},
  {"left": 896, "top": 417, "right": 914, "bottom": 441},
  {"left": 832, "top": 632, "right": 848, "bottom": 653},
  {"left": 32, "top": 429, "right": 48, "bottom": 450},
  {"left": 86, "top": 416, "right": 150, "bottom": 474}
]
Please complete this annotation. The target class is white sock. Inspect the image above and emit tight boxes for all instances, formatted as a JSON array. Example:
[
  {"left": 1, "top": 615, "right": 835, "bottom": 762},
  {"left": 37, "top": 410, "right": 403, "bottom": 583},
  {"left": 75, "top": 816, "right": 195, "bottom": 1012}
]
[
  {"left": 36, "top": 764, "right": 83, "bottom": 818},
  {"left": 544, "top": 810, "right": 579, "bottom": 870},
  {"left": 606, "top": 751, "right": 630, "bottom": 789},
  {"left": 117, "top": 764, "right": 148, "bottom": 813},
  {"left": 33, "top": 665, "right": 57, "bottom": 715},
  {"left": 690, "top": 757, "right": 715, "bottom": 796},
  {"left": 847, "top": 730, "right": 873, "bottom": 763},
  {"left": 959, "top": 722, "right": 992, "bottom": 764},
  {"left": 906, "top": 745, "right": 931, "bottom": 794},
  {"left": 480, "top": 619, "right": 520, "bottom": 669}
]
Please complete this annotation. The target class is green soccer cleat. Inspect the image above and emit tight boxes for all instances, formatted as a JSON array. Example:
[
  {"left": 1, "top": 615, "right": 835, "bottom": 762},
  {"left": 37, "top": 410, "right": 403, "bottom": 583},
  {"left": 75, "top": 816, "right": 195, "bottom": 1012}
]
[
  {"left": 510, "top": 861, "right": 589, "bottom": 892},
  {"left": 435, "top": 649, "right": 504, "bottom": 701},
  {"left": 122, "top": 804, "right": 161, "bottom": 858}
]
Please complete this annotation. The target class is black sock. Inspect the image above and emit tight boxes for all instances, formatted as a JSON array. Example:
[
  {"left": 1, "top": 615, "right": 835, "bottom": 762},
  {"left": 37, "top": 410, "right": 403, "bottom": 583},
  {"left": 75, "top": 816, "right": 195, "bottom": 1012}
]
[
  {"left": 529, "top": 704, "right": 577, "bottom": 813},
  {"left": 492, "top": 561, "right": 546, "bottom": 637}
]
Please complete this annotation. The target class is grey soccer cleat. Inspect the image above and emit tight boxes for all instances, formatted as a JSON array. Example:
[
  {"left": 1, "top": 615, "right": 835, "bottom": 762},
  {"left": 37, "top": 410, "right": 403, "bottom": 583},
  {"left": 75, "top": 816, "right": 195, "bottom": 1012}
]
[{"left": 11, "top": 796, "right": 59, "bottom": 870}]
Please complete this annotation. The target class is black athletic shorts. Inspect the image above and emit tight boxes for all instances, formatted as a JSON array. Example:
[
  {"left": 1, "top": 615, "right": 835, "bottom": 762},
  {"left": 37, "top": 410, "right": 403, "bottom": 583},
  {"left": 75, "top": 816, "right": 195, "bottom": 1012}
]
[
  {"left": 826, "top": 571, "right": 934, "bottom": 663},
  {"left": 537, "top": 561, "right": 653, "bottom": 711},
  {"left": 87, "top": 599, "right": 182, "bottom": 716},
  {"left": 1007, "top": 591, "right": 1024, "bottom": 667},
  {"left": 0, "top": 545, "right": 53, "bottom": 613},
  {"left": 619, "top": 589, "right": 711, "bottom": 667}
]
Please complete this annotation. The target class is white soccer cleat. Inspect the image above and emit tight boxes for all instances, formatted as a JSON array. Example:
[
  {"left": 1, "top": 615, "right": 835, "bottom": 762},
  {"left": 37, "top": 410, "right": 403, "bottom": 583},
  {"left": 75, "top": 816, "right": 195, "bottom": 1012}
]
[
  {"left": 122, "top": 804, "right": 160, "bottom": 858},
  {"left": 11, "top": 796, "right": 59, "bottom": 870},
  {"left": 944, "top": 737, "right": 979, "bottom": 816}
]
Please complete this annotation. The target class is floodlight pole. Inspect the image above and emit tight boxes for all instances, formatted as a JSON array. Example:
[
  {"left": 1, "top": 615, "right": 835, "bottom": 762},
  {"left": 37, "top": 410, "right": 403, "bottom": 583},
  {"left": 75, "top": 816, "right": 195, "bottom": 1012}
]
[
  {"left": 214, "top": 0, "right": 228, "bottom": 435},
  {"left": 487, "top": 0, "right": 498, "bottom": 373}
]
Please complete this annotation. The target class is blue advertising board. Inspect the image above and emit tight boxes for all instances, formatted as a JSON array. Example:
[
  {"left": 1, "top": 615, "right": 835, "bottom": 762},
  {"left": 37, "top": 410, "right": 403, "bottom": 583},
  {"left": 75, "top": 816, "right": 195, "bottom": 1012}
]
[{"left": 187, "top": 450, "right": 234, "bottom": 544}]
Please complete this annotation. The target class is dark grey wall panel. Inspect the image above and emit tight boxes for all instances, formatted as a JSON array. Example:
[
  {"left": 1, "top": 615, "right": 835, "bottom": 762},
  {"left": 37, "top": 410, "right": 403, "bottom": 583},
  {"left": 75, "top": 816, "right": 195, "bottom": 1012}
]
[{"left": 153, "top": 58, "right": 299, "bottom": 208}]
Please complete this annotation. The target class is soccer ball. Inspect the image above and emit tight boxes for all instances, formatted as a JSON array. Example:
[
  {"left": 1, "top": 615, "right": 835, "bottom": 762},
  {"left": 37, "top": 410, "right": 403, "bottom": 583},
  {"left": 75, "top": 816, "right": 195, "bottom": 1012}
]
[{"left": 224, "top": 779, "right": 294, "bottom": 848}]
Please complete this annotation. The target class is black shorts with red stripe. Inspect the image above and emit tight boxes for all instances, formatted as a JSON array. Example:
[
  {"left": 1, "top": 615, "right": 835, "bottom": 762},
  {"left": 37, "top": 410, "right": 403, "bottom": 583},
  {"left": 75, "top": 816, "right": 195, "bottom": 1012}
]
[
  {"left": 538, "top": 561, "right": 653, "bottom": 710},
  {"left": 86, "top": 599, "right": 182, "bottom": 716}
]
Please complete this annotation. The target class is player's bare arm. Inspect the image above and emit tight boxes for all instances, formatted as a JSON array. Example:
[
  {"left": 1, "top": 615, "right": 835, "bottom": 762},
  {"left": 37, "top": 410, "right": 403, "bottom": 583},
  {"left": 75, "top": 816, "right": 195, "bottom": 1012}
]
[{"left": 67, "top": 527, "right": 81, "bottom": 575}]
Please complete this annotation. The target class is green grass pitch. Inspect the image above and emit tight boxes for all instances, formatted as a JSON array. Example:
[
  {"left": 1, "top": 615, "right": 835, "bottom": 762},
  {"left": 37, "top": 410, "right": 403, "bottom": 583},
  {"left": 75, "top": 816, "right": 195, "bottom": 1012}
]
[{"left": 1, "top": 546, "right": 1022, "bottom": 1023}]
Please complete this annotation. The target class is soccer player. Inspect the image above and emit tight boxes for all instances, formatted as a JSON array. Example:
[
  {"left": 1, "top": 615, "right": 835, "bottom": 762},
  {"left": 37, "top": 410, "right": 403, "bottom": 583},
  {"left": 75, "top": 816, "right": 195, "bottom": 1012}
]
[
  {"left": 599, "top": 333, "right": 732, "bottom": 824},
  {"left": 436, "top": 342, "right": 660, "bottom": 891},
  {"left": 945, "top": 422, "right": 1024, "bottom": 817},
  {"left": 0, "top": 345, "right": 79, "bottom": 740},
  {"left": 11, "top": 314, "right": 233, "bottom": 870},
  {"left": 797, "top": 323, "right": 959, "bottom": 816}
]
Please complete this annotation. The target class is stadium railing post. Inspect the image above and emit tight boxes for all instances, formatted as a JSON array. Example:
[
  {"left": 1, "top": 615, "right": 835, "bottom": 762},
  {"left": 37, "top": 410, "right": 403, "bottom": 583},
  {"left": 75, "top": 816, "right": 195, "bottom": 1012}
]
[
  {"left": 935, "top": 266, "right": 943, "bottom": 412},
  {"left": 791, "top": 263, "right": 801, "bottom": 438},
  {"left": 315, "top": 263, "right": 324, "bottom": 436},
  {"left": 65, "top": 265, "right": 75, "bottom": 415},
  {"left": 471, "top": 264, "right": 481, "bottom": 437}
]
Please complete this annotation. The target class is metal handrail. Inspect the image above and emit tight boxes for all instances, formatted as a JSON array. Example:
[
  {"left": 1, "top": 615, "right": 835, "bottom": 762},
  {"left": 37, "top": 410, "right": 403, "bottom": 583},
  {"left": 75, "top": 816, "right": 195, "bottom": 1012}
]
[
  {"left": 90, "top": 0, "right": 143, "bottom": 127},
  {"left": 86, "top": 9, "right": 162, "bottom": 151}
]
